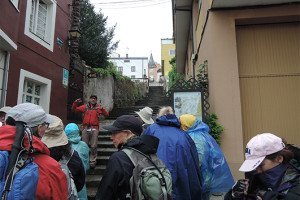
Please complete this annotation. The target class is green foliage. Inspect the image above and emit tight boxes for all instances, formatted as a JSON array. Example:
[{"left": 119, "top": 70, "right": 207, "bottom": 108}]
[
  {"left": 93, "top": 62, "right": 130, "bottom": 81},
  {"left": 79, "top": 0, "right": 119, "bottom": 68},
  {"left": 168, "top": 57, "right": 183, "bottom": 88},
  {"left": 114, "top": 80, "right": 146, "bottom": 107},
  {"left": 196, "top": 60, "right": 208, "bottom": 81},
  {"left": 207, "top": 113, "right": 224, "bottom": 145}
]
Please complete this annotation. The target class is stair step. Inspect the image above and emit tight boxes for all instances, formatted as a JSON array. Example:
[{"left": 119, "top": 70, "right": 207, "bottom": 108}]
[
  {"left": 96, "top": 156, "right": 110, "bottom": 165},
  {"left": 86, "top": 174, "right": 102, "bottom": 187},
  {"left": 97, "top": 148, "right": 117, "bottom": 156},
  {"left": 87, "top": 165, "right": 107, "bottom": 175},
  {"left": 98, "top": 134, "right": 111, "bottom": 141},
  {"left": 97, "top": 141, "right": 114, "bottom": 148}
]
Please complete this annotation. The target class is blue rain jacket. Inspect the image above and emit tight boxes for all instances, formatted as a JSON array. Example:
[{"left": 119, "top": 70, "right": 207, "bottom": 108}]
[
  {"left": 65, "top": 123, "right": 90, "bottom": 200},
  {"left": 144, "top": 114, "right": 202, "bottom": 200},
  {"left": 187, "top": 120, "right": 234, "bottom": 194}
]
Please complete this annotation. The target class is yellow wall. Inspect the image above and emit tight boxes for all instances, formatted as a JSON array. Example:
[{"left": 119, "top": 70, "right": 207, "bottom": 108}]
[{"left": 161, "top": 43, "right": 175, "bottom": 77}]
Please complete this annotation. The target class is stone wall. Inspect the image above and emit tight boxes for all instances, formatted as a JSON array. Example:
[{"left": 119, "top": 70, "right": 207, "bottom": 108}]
[{"left": 84, "top": 74, "right": 114, "bottom": 111}]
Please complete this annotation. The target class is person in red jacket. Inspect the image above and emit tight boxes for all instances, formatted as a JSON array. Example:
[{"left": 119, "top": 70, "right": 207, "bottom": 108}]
[
  {"left": 72, "top": 94, "right": 109, "bottom": 168},
  {"left": 1, "top": 103, "right": 68, "bottom": 200}
]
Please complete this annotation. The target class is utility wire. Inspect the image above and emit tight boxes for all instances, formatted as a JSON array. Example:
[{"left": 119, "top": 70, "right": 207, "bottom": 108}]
[
  {"left": 91, "top": 0, "right": 163, "bottom": 4},
  {"left": 95, "top": 1, "right": 169, "bottom": 9}
]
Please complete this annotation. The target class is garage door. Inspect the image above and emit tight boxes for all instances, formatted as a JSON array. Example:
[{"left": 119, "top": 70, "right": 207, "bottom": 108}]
[{"left": 236, "top": 22, "right": 300, "bottom": 146}]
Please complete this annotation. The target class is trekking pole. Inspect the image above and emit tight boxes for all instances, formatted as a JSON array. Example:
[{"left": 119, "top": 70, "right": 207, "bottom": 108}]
[{"left": 2, "top": 121, "right": 26, "bottom": 199}]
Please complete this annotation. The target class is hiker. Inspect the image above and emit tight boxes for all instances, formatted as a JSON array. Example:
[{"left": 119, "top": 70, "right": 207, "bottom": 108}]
[
  {"left": 0, "top": 106, "right": 11, "bottom": 126},
  {"left": 135, "top": 106, "right": 154, "bottom": 131},
  {"left": 224, "top": 133, "right": 300, "bottom": 200},
  {"left": 42, "top": 116, "right": 86, "bottom": 194},
  {"left": 179, "top": 114, "right": 234, "bottom": 199},
  {"left": 144, "top": 106, "right": 202, "bottom": 200},
  {"left": 71, "top": 94, "right": 109, "bottom": 168},
  {"left": 95, "top": 115, "right": 171, "bottom": 200},
  {"left": 0, "top": 103, "right": 68, "bottom": 199},
  {"left": 65, "top": 122, "right": 90, "bottom": 200}
]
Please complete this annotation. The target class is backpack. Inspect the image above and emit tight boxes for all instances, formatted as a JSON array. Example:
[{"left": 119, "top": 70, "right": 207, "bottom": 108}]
[
  {"left": 59, "top": 149, "right": 78, "bottom": 200},
  {"left": 0, "top": 123, "right": 39, "bottom": 200},
  {"left": 122, "top": 147, "right": 172, "bottom": 200}
]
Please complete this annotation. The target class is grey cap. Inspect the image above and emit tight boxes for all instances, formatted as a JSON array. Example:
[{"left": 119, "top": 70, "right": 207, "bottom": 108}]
[
  {"left": 6, "top": 103, "right": 54, "bottom": 127},
  {"left": 0, "top": 106, "right": 11, "bottom": 113}
]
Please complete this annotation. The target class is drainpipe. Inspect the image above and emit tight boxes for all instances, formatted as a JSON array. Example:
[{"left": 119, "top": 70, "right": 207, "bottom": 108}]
[
  {"left": 191, "top": 12, "right": 196, "bottom": 78},
  {"left": 0, "top": 51, "right": 9, "bottom": 107}
]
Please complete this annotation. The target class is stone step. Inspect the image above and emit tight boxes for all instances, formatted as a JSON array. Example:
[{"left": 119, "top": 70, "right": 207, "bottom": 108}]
[
  {"left": 98, "top": 134, "right": 111, "bottom": 141},
  {"left": 97, "top": 148, "right": 117, "bottom": 156},
  {"left": 97, "top": 141, "right": 114, "bottom": 148},
  {"left": 86, "top": 174, "right": 102, "bottom": 188},
  {"left": 87, "top": 165, "right": 106, "bottom": 175},
  {"left": 96, "top": 156, "right": 110, "bottom": 165}
]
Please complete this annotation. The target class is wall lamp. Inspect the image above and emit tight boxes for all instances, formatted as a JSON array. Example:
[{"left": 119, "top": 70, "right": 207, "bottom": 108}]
[{"left": 69, "top": 29, "right": 81, "bottom": 40}]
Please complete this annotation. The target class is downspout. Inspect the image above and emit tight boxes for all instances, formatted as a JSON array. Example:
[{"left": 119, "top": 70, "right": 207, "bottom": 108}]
[
  {"left": 0, "top": 51, "right": 9, "bottom": 107},
  {"left": 191, "top": 11, "right": 195, "bottom": 78}
]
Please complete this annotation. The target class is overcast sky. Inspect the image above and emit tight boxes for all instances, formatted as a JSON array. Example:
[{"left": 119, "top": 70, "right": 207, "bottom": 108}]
[{"left": 90, "top": 0, "right": 173, "bottom": 63}]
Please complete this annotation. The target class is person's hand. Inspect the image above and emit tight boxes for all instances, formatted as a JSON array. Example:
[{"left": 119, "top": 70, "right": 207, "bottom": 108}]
[
  {"left": 74, "top": 98, "right": 82, "bottom": 104},
  {"left": 232, "top": 179, "right": 249, "bottom": 198}
]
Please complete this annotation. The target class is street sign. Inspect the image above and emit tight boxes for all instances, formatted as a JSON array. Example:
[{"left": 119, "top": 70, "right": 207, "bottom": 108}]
[{"left": 63, "top": 68, "right": 69, "bottom": 87}]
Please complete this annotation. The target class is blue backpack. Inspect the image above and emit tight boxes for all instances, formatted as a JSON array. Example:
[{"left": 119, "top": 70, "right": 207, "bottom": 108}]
[{"left": 0, "top": 123, "right": 39, "bottom": 200}]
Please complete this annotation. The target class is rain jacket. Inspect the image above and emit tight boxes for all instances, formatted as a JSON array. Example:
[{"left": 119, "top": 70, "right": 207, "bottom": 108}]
[
  {"left": 144, "top": 114, "right": 202, "bottom": 200},
  {"left": 65, "top": 123, "right": 90, "bottom": 200},
  {"left": 0, "top": 125, "right": 68, "bottom": 200},
  {"left": 72, "top": 102, "right": 109, "bottom": 129},
  {"left": 95, "top": 135, "right": 160, "bottom": 200},
  {"left": 186, "top": 119, "right": 234, "bottom": 194}
]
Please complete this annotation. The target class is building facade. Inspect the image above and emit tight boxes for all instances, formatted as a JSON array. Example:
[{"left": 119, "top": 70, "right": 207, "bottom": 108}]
[
  {"left": 172, "top": 0, "right": 300, "bottom": 178},
  {"left": 0, "top": 0, "right": 72, "bottom": 121},
  {"left": 161, "top": 38, "right": 175, "bottom": 78},
  {"left": 110, "top": 54, "right": 148, "bottom": 79}
]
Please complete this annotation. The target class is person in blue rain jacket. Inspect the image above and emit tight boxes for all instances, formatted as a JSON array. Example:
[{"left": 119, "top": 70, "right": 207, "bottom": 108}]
[
  {"left": 180, "top": 114, "right": 234, "bottom": 200},
  {"left": 144, "top": 106, "right": 202, "bottom": 200},
  {"left": 65, "top": 123, "right": 90, "bottom": 200}
]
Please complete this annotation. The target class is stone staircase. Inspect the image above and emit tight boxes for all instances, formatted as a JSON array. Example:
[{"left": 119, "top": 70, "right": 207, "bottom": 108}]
[
  {"left": 86, "top": 86, "right": 171, "bottom": 199},
  {"left": 86, "top": 130, "right": 117, "bottom": 199}
]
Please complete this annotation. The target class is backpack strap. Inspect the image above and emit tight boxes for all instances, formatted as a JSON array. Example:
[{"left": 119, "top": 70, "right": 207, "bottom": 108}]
[
  {"left": 2, "top": 122, "right": 29, "bottom": 200},
  {"left": 122, "top": 147, "right": 169, "bottom": 200}
]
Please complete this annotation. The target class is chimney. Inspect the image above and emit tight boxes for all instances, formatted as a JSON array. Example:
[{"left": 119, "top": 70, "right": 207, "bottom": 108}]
[{"left": 126, "top": 54, "right": 128, "bottom": 58}]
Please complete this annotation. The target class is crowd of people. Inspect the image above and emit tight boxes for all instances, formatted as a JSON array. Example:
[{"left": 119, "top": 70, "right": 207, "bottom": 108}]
[{"left": 0, "top": 98, "right": 299, "bottom": 200}]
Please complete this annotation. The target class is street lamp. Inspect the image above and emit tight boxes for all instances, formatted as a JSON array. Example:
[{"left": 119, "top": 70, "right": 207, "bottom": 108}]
[{"left": 68, "top": 29, "right": 81, "bottom": 40}]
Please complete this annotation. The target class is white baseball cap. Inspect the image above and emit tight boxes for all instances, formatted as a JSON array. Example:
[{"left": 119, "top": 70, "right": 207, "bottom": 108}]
[{"left": 239, "top": 133, "right": 285, "bottom": 172}]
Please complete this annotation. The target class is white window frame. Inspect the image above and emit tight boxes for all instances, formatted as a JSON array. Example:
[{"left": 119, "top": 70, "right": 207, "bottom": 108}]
[
  {"left": 24, "top": 0, "right": 57, "bottom": 51},
  {"left": 10, "top": 0, "right": 19, "bottom": 11},
  {"left": 23, "top": 80, "right": 42, "bottom": 105},
  {"left": 18, "top": 69, "right": 52, "bottom": 113}
]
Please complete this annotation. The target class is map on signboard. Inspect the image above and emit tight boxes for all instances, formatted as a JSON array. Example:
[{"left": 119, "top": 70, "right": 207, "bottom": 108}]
[{"left": 174, "top": 92, "right": 202, "bottom": 120}]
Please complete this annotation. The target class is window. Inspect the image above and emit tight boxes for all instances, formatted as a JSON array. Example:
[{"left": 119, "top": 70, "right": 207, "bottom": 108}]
[
  {"left": 23, "top": 80, "right": 42, "bottom": 105},
  {"left": 124, "top": 59, "right": 130, "bottom": 62},
  {"left": 131, "top": 66, "right": 135, "bottom": 72},
  {"left": 10, "top": 0, "right": 19, "bottom": 9},
  {"left": 169, "top": 49, "right": 175, "bottom": 56},
  {"left": 30, "top": 0, "right": 48, "bottom": 40},
  {"left": 117, "top": 66, "right": 123, "bottom": 74},
  {"left": 18, "top": 69, "right": 51, "bottom": 112},
  {"left": 24, "top": 0, "right": 57, "bottom": 51},
  {"left": 131, "top": 75, "right": 135, "bottom": 79}
]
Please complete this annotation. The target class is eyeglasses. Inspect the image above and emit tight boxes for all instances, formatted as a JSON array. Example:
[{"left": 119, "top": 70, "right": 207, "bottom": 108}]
[{"left": 41, "top": 122, "right": 50, "bottom": 128}]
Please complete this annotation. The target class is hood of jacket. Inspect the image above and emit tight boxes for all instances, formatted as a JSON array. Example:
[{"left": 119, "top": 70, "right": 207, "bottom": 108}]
[
  {"left": 123, "top": 134, "right": 159, "bottom": 154},
  {"left": 156, "top": 114, "right": 180, "bottom": 128},
  {"left": 0, "top": 125, "right": 50, "bottom": 155},
  {"left": 189, "top": 119, "right": 210, "bottom": 133},
  {"left": 65, "top": 123, "right": 81, "bottom": 144}
]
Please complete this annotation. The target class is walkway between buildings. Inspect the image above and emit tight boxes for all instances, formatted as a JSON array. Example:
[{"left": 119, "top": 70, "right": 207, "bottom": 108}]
[{"left": 86, "top": 86, "right": 171, "bottom": 199}]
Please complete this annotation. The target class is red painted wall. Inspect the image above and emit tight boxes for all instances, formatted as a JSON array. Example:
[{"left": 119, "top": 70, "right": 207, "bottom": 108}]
[
  {"left": 5, "top": 0, "right": 72, "bottom": 122},
  {"left": 0, "top": 0, "right": 20, "bottom": 43}
]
